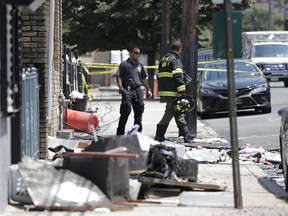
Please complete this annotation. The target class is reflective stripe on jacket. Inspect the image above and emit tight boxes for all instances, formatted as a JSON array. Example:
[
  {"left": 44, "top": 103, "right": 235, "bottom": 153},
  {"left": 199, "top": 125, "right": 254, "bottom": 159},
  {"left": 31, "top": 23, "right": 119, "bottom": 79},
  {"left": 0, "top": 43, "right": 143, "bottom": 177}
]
[{"left": 157, "top": 51, "right": 186, "bottom": 97}]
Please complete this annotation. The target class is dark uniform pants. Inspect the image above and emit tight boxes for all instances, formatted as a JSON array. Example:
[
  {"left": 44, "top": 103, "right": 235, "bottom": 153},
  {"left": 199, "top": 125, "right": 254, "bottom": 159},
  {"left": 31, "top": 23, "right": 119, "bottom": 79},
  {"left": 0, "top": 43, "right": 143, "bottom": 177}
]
[
  {"left": 158, "top": 97, "right": 187, "bottom": 128},
  {"left": 116, "top": 88, "right": 144, "bottom": 135}
]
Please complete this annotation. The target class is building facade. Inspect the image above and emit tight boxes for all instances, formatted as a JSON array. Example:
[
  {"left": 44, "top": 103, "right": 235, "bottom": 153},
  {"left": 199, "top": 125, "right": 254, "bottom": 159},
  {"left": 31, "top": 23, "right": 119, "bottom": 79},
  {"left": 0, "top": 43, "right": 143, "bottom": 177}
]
[{"left": 0, "top": 0, "right": 62, "bottom": 212}]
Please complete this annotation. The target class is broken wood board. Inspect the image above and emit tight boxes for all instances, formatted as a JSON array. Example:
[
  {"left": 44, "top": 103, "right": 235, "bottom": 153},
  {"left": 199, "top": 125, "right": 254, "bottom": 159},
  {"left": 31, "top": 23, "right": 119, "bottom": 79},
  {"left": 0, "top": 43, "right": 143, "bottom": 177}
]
[
  {"left": 113, "top": 199, "right": 162, "bottom": 206},
  {"left": 129, "top": 169, "right": 146, "bottom": 175},
  {"left": 138, "top": 177, "right": 227, "bottom": 191}
]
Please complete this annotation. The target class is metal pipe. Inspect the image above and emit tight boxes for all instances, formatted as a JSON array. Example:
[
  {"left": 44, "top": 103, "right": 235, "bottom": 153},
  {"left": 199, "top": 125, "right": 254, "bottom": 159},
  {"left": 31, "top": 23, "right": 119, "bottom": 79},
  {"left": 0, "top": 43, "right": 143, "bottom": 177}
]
[
  {"left": 224, "top": 0, "right": 243, "bottom": 209},
  {"left": 47, "top": 0, "right": 55, "bottom": 123}
]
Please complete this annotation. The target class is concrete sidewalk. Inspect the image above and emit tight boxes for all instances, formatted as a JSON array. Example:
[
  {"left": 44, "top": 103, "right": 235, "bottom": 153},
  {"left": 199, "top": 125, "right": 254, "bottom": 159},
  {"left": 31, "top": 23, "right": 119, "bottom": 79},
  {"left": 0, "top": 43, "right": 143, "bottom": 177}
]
[
  {"left": 2, "top": 87, "right": 288, "bottom": 216},
  {"left": 89, "top": 86, "right": 230, "bottom": 147}
]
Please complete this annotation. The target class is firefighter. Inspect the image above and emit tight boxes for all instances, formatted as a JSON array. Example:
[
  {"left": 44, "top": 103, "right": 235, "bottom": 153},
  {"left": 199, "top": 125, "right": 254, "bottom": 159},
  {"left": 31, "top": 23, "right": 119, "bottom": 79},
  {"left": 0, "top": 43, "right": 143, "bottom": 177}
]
[
  {"left": 155, "top": 40, "right": 195, "bottom": 143},
  {"left": 116, "top": 46, "right": 152, "bottom": 135}
]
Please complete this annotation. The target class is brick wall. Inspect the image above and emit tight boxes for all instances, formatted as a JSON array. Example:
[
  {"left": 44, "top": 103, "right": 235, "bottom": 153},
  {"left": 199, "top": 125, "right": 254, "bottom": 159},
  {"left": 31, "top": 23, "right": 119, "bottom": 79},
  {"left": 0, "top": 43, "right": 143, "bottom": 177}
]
[{"left": 21, "top": 0, "right": 62, "bottom": 159}]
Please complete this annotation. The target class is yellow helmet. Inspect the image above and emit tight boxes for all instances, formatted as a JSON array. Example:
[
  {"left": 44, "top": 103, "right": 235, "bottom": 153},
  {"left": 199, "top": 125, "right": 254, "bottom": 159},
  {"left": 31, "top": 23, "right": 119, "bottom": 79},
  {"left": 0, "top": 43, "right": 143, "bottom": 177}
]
[{"left": 175, "top": 94, "right": 194, "bottom": 113}]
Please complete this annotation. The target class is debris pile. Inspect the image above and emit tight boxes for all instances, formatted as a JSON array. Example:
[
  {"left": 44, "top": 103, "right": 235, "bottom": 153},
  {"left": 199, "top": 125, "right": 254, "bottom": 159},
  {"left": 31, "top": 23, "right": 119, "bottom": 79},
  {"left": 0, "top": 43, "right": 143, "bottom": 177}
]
[{"left": 9, "top": 133, "right": 231, "bottom": 212}]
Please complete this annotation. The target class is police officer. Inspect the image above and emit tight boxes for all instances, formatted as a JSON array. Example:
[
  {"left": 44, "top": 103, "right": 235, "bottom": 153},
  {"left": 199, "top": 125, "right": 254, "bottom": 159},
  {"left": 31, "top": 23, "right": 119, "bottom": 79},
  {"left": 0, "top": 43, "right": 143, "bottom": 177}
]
[
  {"left": 155, "top": 40, "right": 195, "bottom": 143},
  {"left": 116, "top": 46, "right": 152, "bottom": 135}
]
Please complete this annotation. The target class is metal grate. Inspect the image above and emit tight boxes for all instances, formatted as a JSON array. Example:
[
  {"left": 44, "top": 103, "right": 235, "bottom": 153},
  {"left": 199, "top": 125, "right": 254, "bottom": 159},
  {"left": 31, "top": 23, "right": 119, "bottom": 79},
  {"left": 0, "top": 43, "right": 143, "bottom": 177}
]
[{"left": 21, "top": 68, "right": 40, "bottom": 159}]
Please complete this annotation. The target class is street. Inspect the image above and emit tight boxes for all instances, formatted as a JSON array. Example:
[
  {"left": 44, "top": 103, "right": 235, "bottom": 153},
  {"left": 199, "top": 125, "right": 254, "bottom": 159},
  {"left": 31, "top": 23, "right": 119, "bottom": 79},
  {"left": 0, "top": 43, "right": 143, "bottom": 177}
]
[
  {"left": 199, "top": 81, "right": 288, "bottom": 194},
  {"left": 201, "top": 82, "right": 288, "bottom": 150}
]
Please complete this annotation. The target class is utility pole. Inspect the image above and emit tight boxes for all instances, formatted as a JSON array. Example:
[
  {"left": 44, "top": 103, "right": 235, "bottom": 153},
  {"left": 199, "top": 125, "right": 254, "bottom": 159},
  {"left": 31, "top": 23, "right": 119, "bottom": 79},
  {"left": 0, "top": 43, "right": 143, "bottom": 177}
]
[
  {"left": 161, "top": 0, "right": 170, "bottom": 57},
  {"left": 251, "top": 4, "right": 256, "bottom": 31},
  {"left": 285, "top": 0, "right": 288, "bottom": 30},
  {"left": 268, "top": 0, "right": 273, "bottom": 30},
  {"left": 224, "top": 0, "right": 243, "bottom": 209},
  {"left": 180, "top": 0, "right": 199, "bottom": 136}
]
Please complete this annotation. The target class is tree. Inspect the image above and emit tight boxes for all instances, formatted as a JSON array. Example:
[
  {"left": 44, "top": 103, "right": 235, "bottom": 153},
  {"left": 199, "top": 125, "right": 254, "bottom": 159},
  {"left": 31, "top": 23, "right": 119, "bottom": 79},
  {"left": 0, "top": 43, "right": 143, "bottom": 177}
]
[
  {"left": 63, "top": 0, "right": 162, "bottom": 56},
  {"left": 63, "top": 0, "right": 254, "bottom": 56},
  {"left": 242, "top": 0, "right": 285, "bottom": 31},
  {"left": 63, "top": 0, "right": 253, "bottom": 99}
]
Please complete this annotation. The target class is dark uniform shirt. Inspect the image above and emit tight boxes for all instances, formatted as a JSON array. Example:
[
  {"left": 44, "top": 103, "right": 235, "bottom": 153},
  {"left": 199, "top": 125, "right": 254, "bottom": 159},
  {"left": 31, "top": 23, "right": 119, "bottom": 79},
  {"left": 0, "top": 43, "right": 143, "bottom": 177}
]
[{"left": 116, "top": 58, "right": 147, "bottom": 90}]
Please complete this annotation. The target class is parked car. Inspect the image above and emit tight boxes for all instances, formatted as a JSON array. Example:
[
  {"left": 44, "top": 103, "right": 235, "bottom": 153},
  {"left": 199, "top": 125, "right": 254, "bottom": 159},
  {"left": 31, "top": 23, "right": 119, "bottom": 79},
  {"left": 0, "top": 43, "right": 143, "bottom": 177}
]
[
  {"left": 278, "top": 107, "right": 288, "bottom": 192},
  {"left": 197, "top": 59, "right": 271, "bottom": 119},
  {"left": 198, "top": 48, "right": 215, "bottom": 62},
  {"left": 198, "top": 48, "right": 246, "bottom": 67}
]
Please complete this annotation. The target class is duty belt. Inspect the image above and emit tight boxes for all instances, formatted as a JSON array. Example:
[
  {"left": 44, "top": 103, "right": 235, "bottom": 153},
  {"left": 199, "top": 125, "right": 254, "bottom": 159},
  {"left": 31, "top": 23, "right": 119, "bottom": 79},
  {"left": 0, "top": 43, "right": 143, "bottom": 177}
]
[{"left": 125, "top": 85, "right": 140, "bottom": 91}]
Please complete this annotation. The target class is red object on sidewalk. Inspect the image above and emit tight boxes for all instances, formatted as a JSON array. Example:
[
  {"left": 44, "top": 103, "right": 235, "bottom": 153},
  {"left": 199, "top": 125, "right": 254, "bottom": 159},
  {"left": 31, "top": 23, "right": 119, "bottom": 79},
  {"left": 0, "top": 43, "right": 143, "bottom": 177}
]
[{"left": 63, "top": 108, "right": 99, "bottom": 133}]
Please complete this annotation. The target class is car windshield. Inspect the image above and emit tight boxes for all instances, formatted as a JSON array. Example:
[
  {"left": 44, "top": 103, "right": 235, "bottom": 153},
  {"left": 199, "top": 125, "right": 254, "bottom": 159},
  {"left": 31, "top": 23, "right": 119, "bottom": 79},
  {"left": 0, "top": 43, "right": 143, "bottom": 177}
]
[
  {"left": 203, "top": 61, "right": 260, "bottom": 81},
  {"left": 251, "top": 44, "right": 288, "bottom": 57},
  {"left": 198, "top": 49, "right": 214, "bottom": 62}
]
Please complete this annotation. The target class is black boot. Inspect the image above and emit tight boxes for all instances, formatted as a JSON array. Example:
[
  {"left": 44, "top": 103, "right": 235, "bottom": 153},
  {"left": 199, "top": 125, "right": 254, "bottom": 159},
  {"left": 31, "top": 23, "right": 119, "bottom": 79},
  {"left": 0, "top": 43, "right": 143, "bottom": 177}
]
[
  {"left": 178, "top": 129, "right": 184, "bottom": 137},
  {"left": 155, "top": 124, "right": 168, "bottom": 142},
  {"left": 179, "top": 125, "right": 196, "bottom": 143}
]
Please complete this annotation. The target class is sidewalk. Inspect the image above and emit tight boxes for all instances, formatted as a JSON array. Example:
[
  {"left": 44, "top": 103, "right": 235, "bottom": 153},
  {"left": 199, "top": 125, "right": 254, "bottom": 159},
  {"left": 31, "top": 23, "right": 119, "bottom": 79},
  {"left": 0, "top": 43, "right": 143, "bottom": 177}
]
[{"left": 3, "top": 87, "right": 288, "bottom": 216}]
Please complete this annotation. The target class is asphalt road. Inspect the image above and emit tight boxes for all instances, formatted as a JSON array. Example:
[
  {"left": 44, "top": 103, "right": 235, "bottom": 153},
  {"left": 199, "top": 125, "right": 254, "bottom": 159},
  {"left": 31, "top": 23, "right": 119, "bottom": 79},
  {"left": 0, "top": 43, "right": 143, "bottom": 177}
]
[{"left": 200, "top": 82, "right": 288, "bottom": 150}]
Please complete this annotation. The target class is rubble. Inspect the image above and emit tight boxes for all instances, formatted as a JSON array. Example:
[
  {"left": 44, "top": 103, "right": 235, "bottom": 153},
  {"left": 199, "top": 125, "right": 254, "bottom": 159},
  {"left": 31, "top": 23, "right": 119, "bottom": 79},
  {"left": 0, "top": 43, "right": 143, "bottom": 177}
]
[
  {"left": 9, "top": 132, "right": 284, "bottom": 212},
  {"left": 10, "top": 156, "right": 111, "bottom": 211}
]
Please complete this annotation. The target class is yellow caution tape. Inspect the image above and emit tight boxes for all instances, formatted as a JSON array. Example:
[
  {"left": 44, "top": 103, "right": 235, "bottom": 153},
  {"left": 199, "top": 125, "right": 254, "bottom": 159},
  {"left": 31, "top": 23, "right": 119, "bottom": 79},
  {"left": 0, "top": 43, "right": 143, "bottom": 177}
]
[
  {"left": 81, "top": 73, "right": 92, "bottom": 101},
  {"left": 83, "top": 65, "right": 119, "bottom": 69},
  {"left": 88, "top": 70, "right": 117, "bottom": 75},
  {"left": 82, "top": 63, "right": 158, "bottom": 75},
  {"left": 82, "top": 60, "right": 263, "bottom": 76}
]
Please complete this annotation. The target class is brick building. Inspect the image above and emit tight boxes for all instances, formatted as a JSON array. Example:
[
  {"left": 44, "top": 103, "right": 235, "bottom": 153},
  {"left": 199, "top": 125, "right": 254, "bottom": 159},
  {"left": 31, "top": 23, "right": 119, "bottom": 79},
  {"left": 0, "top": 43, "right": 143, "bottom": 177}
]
[{"left": 21, "top": 0, "right": 62, "bottom": 159}]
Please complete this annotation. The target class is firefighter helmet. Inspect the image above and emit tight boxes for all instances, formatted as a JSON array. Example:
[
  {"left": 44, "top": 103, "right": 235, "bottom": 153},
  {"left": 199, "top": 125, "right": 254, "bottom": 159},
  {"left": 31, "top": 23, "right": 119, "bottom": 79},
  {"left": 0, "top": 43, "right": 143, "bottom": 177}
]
[{"left": 175, "top": 94, "right": 194, "bottom": 113}]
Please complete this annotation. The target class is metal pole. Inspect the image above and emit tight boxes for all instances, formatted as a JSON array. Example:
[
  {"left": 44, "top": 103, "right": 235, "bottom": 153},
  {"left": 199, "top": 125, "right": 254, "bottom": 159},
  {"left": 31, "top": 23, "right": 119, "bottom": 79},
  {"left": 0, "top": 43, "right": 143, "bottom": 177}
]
[
  {"left": 161, "top": 0, "right": 170, "bottom": 57},
  {"left": 181, "top": 0, "right": 199, "bottom": 136},
  {"left": 224, "top": 0, "right": 243, "bottom": 209},
  {"left": 268, "top": 0, "right": 273, "bottom": 30},
  {"left": 0, "top": 2, "right": 8, "bottom": 117},
  {"left": 285, "top": 0, "right": 288, "bottom": 30}
]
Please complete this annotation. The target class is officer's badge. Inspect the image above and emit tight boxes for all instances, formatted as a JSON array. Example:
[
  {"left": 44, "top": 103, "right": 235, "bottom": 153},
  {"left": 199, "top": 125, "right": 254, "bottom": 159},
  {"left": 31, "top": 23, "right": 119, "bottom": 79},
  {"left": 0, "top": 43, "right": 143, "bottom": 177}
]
[{"left": 137, "top": 66, "right": 141, "bottom": 73}]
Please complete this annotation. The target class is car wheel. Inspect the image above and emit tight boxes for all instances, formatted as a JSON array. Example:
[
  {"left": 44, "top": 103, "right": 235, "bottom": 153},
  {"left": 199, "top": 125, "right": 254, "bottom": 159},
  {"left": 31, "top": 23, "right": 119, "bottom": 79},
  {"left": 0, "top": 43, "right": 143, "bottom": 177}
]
[
  {"left": 284, "top": 81, "right": 288, "bottom": 87},
  {"left": 261, "top": 107, "right": 272, "bottom": 114}
]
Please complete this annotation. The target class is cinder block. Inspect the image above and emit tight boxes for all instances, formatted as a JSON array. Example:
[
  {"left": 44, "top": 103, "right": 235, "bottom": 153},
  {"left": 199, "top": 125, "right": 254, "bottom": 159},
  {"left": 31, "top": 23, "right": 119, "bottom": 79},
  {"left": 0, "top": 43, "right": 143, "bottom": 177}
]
[{"left": 56, "top": 129, "right": 74, "bottom": 139}]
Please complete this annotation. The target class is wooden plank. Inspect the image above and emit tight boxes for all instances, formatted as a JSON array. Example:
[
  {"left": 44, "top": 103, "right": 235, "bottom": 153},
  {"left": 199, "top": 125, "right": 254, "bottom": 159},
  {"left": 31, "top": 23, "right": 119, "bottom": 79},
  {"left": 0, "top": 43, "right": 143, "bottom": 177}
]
[
  {"left": 63, "top": 151, "right": 139, "bottom": 159},
  {"left": 113, "top": 200, "right": 162, "bottom": 206},
  {"left": 129, "top": 169, "right": 146, "bottom": 175},
  {"left": 138, "top": 177, "right": 227, "bottom": 191}
]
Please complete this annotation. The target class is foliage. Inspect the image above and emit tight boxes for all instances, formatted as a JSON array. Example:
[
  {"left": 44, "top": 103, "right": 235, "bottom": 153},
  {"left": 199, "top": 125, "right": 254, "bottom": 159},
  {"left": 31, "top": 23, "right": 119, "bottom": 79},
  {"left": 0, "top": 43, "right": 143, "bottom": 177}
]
[
  {"left": 63, "top": 0, "right": 162, "bottom": 55},
  {"left": 274, "top": 13, "right": 285, "bottom": 31},
  {"left": 62, "top": 0, "right": 254, "bottom": 56},
  {"left": 242, "top": 3, "right": 285, "bottom": 31}
]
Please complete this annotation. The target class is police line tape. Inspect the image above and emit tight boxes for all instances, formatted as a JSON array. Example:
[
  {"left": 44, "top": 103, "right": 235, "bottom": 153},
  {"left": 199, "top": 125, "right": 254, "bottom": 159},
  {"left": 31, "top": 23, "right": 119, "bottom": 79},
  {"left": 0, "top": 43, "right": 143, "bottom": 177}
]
[
  {"left": 80, "top": 67, "right": 92, "bottom": 100},
  {"left": 83, "top": 62, "right": 158, "bottom": 69},
  {"left": 80, "top": 60, "right": 265, "bottom": 98},
  {"left": 197, "top": 60, "right": 265, "bottom": 76},
  {"left": 82, "top": 61, "right": 264, "bottom": 76},
  {"left": 197, "top": 67, "right": 264, "bottom": 74},
  {"left": 82, "top": 63, "right": 158, "bottom": 75}
]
